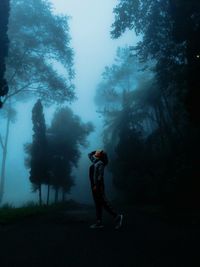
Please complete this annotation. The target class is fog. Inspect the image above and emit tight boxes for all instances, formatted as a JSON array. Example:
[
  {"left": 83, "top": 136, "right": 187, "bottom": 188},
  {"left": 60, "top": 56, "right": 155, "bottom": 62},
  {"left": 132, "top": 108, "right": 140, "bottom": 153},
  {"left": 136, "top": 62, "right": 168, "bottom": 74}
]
[
  {"left": 0, "top": 2, "right": 199, "bottom": 265},
  {"left": 0, "top": 0, "right": 135, "bottom": 206}
]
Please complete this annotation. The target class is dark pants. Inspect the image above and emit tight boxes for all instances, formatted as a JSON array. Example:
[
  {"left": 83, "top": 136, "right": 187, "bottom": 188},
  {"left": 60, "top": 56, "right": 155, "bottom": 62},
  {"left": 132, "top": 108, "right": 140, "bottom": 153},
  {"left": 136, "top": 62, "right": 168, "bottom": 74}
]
[{"left": 92, "top": 184, "right": 117, "bottom": 222}]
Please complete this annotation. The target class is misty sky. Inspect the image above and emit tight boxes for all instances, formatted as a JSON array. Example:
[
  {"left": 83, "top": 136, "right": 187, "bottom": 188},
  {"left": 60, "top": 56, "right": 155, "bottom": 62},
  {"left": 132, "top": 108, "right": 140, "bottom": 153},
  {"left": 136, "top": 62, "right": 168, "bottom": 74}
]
[
  {"left": 1, "top": 0, "right": 137, "bottom": 205},
  {"left": 51, "top": 0, "right": 135, "bottom": 121}
]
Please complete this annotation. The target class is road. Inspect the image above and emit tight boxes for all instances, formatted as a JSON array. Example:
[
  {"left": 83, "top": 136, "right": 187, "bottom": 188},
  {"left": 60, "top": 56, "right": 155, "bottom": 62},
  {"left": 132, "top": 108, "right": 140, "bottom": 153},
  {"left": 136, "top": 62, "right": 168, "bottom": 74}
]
[{"left": 0, "top": 206, "right": 199, "bottom": 267}]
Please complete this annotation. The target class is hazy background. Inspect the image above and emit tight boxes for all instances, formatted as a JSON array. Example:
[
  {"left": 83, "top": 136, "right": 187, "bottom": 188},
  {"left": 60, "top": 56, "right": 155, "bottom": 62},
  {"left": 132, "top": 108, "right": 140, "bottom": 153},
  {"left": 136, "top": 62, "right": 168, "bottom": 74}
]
[{"left": 1, "top": 0, "right": 136, "bottom": 206}]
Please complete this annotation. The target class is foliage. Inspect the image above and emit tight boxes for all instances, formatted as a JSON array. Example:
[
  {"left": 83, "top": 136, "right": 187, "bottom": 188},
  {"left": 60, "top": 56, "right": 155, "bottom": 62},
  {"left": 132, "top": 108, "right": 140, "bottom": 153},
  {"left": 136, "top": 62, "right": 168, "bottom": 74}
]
[
  {"left": 24, "top": 99, "right": 48, "bottom": 205},
  {"left": 47, "top": 107, "right": 94, "bottom": 196},
  {"left": 30, "top": 99, "right": 47, "bottom": 185},
  {"left": 111, "top": 0, "right": 200, "bottom": 125},
  {"left": 1, "top": 0, "right": 75, "bottom": 205},
  {"left": 25, "top": 102, "right": 94, "bottom": 204},
  {"left": 0, "top": 0, "right": 10, "bottom": 106},
  {"left": 4, "top": 0, "right": 75, "bottom": 105},
  {"left": 95, "top": 0, "right": 200, "bottom": 205},
  {"left": 0, "top": 103, "right": 17, "bottom": 123}
]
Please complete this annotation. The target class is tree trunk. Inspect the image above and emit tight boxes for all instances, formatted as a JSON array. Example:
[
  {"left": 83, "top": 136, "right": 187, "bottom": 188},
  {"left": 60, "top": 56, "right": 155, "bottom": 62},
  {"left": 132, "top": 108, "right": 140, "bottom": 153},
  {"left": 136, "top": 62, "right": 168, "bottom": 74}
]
[
  {"left": 54, "top": 188, "right": 58, "bottom": 204},
  {"left": 161, "top": 94, "right": 183, "bottom": 139},
  {"left": 46, "top": 184, "right": 50, "bottom": 206},
  {"left": 153, "top": 104, "right": 165, "bottom": 149},
  {"left": 39, "top": 184, "right": 42, "bottom": 206},
  {"left": 0, "top": 109, "right": 11, "bottom": 203},
  {"left": 0, "top": 0, "right": 10, "bottom": 103},
  {"left": 62, "top": 189, "right": 66, "bottom": 203}
]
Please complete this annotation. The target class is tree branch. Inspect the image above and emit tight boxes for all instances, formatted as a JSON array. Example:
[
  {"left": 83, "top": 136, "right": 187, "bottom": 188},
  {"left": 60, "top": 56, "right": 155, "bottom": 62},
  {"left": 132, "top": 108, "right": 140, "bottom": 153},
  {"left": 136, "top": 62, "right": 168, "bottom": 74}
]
[
  {"left": 7, "top": 49, "right": 29, "bottom": 85},
  {"left": 0, "top": 134, "right": 5, "bottom": 150},
  {"left": 2, "top": 82, "right": 36, "bottom": 104}
]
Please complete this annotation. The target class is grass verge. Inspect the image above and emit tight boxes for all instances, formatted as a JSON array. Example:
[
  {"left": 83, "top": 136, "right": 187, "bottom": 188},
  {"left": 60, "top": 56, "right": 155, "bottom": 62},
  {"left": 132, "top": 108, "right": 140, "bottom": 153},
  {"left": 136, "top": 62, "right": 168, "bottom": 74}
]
[{"left": 0, "top": 200, "right": 83, "bottom": 224}]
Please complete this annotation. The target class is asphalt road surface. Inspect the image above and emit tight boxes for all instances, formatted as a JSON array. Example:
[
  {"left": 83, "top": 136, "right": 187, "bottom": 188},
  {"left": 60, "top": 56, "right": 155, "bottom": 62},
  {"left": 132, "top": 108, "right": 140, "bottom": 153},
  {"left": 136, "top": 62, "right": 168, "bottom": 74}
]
[{"left": 0, "top": 206, "right": 199, "bottom": 267}]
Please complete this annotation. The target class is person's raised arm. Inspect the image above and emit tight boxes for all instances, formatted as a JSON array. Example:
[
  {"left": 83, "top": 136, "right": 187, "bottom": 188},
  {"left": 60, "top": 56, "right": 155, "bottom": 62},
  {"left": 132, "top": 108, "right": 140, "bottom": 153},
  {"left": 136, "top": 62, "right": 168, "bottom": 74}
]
[{"left": 88, "top": 151, "right": 96, "bottom": 163}]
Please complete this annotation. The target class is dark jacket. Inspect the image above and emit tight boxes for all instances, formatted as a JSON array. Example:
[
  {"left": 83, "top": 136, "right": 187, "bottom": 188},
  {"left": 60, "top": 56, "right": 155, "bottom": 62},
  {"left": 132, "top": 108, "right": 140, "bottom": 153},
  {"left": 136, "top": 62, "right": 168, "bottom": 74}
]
[{"left": 88, "top": 151, "right": 105, "bottom": 188}]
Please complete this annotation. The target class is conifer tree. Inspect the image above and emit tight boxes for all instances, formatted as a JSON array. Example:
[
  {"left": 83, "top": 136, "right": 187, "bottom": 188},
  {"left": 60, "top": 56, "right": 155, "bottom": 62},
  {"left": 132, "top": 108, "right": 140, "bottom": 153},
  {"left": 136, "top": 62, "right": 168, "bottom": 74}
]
[{"left": 28, "top": 100, "right": 47, "bottom": 205}]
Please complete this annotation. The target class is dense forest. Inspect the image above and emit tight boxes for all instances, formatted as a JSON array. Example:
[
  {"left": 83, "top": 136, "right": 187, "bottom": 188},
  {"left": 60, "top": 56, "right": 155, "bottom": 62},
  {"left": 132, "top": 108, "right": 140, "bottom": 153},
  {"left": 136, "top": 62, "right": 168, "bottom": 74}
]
[
  {"left": 0, "top": 0, "right": 199, "bottom": 209},
  {"left": 96, "top": 0, "right": 200, "bottom": 207}
]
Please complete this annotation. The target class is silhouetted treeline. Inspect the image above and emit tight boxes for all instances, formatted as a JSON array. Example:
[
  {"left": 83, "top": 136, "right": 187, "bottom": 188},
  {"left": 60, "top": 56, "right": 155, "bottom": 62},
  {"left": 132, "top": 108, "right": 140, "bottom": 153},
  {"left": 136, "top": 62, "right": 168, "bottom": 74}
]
[
  {"left": 25, "top": 100, "right": 93, "bottom": 205},
  {"left": 96, "top": 1, "right": 200, "bottom": 207},
  {"left": 0, "top": 0, "right": 10, "bottom": 107}
]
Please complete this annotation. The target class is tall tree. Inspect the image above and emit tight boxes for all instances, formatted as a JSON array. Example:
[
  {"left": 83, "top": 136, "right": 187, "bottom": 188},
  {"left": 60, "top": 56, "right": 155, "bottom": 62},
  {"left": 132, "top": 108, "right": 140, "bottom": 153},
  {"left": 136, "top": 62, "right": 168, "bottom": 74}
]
[
  {"left": 0, "top": 0, "right": 10, "bottom": 107},
  {"left": 47, "top": 107, "right": 94, "bottom": 203},
  {"left": 109, "top": 0, "right": 200, "bottom": 204},
  {"left": 95, "top": 47, "right": 152, "bottom": 153},
  {"left": 0, "top": 0, "right": 75, "bottom": 203},
  {"left": 169, "top": 0, "right": 200, "bottom": 125},
  {"left": 111, "top": 0, "right": 200, "bottom": 126},
  {"left": 4, "top": 0, "right": 75, "bottom": 105},
  {"left": 25, "top": 100, "right": 47, "bottom": 205},
  {"left": 95, "top": 47, "right": 156, "bottom": 201},
  {"left": 0, "top": 102, "right": 16, "bottom": 202},
  {"left": 25, "top": 106, "right": 94, "bottom": 205}
]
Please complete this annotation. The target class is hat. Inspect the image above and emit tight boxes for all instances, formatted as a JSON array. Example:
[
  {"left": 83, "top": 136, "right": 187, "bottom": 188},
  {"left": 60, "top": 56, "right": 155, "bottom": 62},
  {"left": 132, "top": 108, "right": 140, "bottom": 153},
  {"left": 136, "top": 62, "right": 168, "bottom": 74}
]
[{"left": 94, "top": 150, "right": 103, "bottom": 158}]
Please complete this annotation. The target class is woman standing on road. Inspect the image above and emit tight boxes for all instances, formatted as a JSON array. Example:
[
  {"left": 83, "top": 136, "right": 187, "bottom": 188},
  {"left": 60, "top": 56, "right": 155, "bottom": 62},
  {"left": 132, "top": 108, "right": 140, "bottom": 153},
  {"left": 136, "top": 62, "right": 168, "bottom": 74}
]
[{"left": 88, "top": 150, "right": 123, "bottom": 229}]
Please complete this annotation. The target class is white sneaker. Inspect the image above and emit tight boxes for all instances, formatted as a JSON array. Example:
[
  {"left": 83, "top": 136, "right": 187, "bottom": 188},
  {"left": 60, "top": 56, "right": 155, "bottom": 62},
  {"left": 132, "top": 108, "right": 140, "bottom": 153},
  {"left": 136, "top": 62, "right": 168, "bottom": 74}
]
[
  {"left": 90, "top": 222, "right": 104, "bottom": 229},
  {"left": 115, "top": 214, "right": 123, "bottom": 229}
]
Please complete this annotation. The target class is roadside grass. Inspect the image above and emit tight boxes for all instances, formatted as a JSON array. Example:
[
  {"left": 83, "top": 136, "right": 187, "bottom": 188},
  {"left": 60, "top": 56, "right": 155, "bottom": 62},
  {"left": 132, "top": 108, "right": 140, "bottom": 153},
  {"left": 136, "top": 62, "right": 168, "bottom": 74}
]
[
  {"left": 1, "top": 199, "right": 199, "bottom": 225},
  {"left": 0, "top": 200, "right": 83, "bottom": 224}
]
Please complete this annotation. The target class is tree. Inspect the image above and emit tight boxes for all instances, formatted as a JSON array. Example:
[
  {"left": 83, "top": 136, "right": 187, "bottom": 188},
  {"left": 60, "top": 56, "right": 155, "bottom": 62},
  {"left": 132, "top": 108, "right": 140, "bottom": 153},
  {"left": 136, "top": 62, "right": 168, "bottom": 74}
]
[
  {"left": 110, "top": 0, "right": 200, "bottom": 205},
  {"left": 0, "top": 102, "right": 16, "bottom": 203},
  {"left": 4, "top": 0, "right": 75, "bottom": 105},
  {"left": 47, "top": 107, "right": 94, "bottom": 203},
  {"left": 95, "top": 47, "right": 156, "bottom": 201},
  {"left": 25, "top": 100, "right": 47, "bottom": 205},
  {"left": 95, "top": 47, "right": 147, "bottom": 109},
  {"left": 109, "top": 98, "right": 146, "bottom": 201},
  {"left": 0, "top": 0, "right": 75, "bottom": 203},
  {"left": 169, "top": 0, "right": 200, "bottom": 125},
  {"left": 111, "top": 0, "right": 200, "bottom": 126},
  {"left": 25, "top": 105, "right": 94, "bottom": 205},
  {"left": 95, "top": 46, "right": 152, "bottom": 151},
  {"left": 0, "top": 0, "right": 10, "bottom": 107}
]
